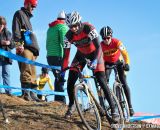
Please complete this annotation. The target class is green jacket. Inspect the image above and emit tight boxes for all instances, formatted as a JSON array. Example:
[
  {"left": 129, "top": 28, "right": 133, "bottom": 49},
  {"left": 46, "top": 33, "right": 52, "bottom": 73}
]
[{"left": 46, "top": 20, "right": 68, "bottom": 57}]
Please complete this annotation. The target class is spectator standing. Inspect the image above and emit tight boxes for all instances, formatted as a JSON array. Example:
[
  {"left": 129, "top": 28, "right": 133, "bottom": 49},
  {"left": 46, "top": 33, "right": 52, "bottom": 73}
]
[
  {"left": 46, "top": 11, "right": 68, "bottom": 104},
  {"left": 0, "top": 16, "right": 15, "bottom": 95},
  {"left": 12, "top": 0, "right": 40, "bottom": 101}
]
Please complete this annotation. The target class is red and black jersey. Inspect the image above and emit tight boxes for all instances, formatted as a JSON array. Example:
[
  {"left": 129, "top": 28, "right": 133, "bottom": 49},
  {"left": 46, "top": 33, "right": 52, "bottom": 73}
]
[
  {"left": 63, "top": 22, "right": 105, "bottom": 72},
  {"left": 65, "top": 22, "right": 98, "bottom": 54}
]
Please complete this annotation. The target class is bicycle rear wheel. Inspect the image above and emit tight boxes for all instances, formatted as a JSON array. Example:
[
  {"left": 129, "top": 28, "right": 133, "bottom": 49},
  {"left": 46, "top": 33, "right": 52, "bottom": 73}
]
[
  {"left": 74, "top": 84, "right": 101, "bottom": 130},
  {"left": 114, "top": 85, "right": 130, "bottom": 122}
]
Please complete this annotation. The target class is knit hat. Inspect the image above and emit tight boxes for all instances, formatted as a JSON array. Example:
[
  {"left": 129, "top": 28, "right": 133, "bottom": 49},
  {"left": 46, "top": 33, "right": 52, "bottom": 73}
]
[{"left": 57, "top": 11, "right": 66, "bottom": 20}]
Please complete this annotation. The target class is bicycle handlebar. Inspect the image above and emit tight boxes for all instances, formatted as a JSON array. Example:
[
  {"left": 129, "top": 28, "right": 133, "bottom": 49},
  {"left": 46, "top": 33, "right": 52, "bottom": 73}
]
[
  {"left": 62, "top": 60, "right": 95, "bottom": 79},
  {"left": 105, "top": 64, "right": 123, "bottom": 82},
  {"left": 105, "top": 64, "right": 117, "bottom": 69},
  {"left": 105, "top": 63, "right": 125, "bottom": 70}
]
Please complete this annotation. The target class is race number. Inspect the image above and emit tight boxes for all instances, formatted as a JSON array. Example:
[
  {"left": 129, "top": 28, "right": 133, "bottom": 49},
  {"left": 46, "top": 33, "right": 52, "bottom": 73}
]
[{"left": 88, "top": 29, "right": 99, "bottom": 40}]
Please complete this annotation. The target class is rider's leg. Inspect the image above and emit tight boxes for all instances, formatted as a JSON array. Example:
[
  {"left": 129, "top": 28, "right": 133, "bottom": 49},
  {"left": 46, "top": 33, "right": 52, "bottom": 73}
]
[
  {"left": 67, "top": 70, "right": 78, "bottom": 107},
  {"left": 65, "top": 52, "right": 86, "bottom": 117},
  {"left": 104, "top": 63, "right": 112, "bottom": 83},
  {"left": 65, "top": 70, "right": 78, "bottom": 117},
  {"left": 117, "top": 64, "right": 134, "bottom": 116},
  {"left": 94, "top": 72, "right": 116, "bottom": 113},
  {"left": 95, "top": 71, "right": 119, "bottom": 122}
]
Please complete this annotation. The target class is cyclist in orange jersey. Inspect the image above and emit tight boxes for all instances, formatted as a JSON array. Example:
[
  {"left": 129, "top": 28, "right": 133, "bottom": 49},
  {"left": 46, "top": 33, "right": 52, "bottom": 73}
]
[{"left": 100, "top": 26, "right": 134, "bottom": 116}]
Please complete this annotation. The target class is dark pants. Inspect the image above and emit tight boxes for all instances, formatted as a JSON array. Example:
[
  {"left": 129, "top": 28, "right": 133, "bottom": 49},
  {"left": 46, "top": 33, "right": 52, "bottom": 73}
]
[
  {"left": 47, "top": 56, "right": 66, "bottom": 104},
  {"left": 105, "top": 61, "right": 133, "bottom": 108}
]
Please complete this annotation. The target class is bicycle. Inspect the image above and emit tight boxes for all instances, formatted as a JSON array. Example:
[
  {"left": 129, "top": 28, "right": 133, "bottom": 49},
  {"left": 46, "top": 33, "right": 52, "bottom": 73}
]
[
  {"left": 63, "top": 61, "right": 123, "bottom": 130},
  {"left": 105, "top": 64, "right": 130, "bottom": 122}
]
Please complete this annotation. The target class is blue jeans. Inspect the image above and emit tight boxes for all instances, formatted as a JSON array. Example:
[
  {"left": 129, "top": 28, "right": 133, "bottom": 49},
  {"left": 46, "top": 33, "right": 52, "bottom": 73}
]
[{"left": 0, "top": 61, "right": 11, "bottom": 94}]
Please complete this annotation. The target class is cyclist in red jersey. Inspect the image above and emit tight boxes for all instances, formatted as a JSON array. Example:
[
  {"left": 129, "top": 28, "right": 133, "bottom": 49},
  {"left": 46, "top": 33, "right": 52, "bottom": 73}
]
[
  {"left": 63, "top": 11, "right": 118, "bottom": 122},
  {"left": 100, "top": 26, "right": 134, "bottom": 116}
]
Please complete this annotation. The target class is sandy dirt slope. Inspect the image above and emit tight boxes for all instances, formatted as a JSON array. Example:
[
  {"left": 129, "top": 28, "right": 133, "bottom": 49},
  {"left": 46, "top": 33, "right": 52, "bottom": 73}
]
[{"left": 0, "top": 94, "right": 159, "bottom": 130}]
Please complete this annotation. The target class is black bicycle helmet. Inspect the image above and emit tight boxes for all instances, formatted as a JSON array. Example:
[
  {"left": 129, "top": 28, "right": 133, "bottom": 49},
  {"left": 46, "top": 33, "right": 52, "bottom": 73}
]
[
  {"left": 100, "top": 26, "right": 113, "bottom": 39},
  {"left": 41, "top": 67, "right": 48, "bottom": 74}
]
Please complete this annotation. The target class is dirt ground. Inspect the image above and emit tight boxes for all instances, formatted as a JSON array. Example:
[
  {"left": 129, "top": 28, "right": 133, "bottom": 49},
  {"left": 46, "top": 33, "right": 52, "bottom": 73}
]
[{"left": 0, "top": 94, "right": 159, "bottom": 130}]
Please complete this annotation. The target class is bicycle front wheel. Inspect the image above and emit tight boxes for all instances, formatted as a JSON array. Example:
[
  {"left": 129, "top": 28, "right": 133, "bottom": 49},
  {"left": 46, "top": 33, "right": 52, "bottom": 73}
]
[
  {"left": 114, "top": 85, "right": 130, "bottom": 122},
  {"left": 74, "top": 84, "right": 101, "bottom": 130}
]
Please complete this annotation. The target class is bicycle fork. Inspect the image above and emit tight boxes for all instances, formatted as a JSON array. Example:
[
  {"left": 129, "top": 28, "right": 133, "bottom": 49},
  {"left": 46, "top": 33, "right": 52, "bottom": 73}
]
[
  {"left": 87, "top": 88, "right": 106, "bottom": 117},
  {"left": 83, "top": 83, "right": 92, "bottom": 104}
]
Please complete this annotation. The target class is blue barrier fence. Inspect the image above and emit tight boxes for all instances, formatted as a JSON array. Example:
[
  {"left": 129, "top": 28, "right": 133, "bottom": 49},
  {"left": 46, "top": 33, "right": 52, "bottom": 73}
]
[
  {"left": 0, "top": 85, "right": 67, "bottom": 96},
  {"left": 0, "top": 49, "right": 61, "bottom": 70},
  {"left": 0, "top": 49, "right": 67, "bottom": 96}
]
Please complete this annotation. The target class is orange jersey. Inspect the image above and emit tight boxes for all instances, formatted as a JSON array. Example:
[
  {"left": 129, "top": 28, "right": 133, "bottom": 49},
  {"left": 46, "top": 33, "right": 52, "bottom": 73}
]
[{"left": 100, "top": 38, "right": 130, "bottom": 64}]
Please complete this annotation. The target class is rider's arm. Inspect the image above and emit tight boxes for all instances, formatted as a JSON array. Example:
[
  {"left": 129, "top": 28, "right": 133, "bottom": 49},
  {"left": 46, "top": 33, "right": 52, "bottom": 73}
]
[
  {"left": 118, "top": 41, "right": 130, "bottom": 64},
  {"left": 47, "top": 76, "right": 54, "bottom": 90},
  {"left": 85, "top": 24, "right": 100, "bottom": 60},
  {"left": 62, "top": 31, "right": 72, "bottom": 69}
]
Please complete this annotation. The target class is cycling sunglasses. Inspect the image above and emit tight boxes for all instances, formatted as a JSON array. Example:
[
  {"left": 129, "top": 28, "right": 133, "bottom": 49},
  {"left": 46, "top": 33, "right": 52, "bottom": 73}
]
[
  {"left": 103, "top": 36, "right": 111, "bottom": 40},
  {"left": 69, "top": 23, "right": 79, "bottom": 29}
]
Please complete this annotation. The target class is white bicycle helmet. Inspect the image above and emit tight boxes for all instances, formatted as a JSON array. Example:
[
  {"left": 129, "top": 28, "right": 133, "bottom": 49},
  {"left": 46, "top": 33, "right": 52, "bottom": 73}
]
[{"left": 66, "top": 11, "right": 82, "bottom": 26}]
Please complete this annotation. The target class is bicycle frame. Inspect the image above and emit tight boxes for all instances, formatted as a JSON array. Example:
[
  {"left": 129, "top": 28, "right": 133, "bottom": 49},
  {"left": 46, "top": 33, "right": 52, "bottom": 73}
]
[{"left": 65, "top": 64, "right": 105, "bottom": 113}]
